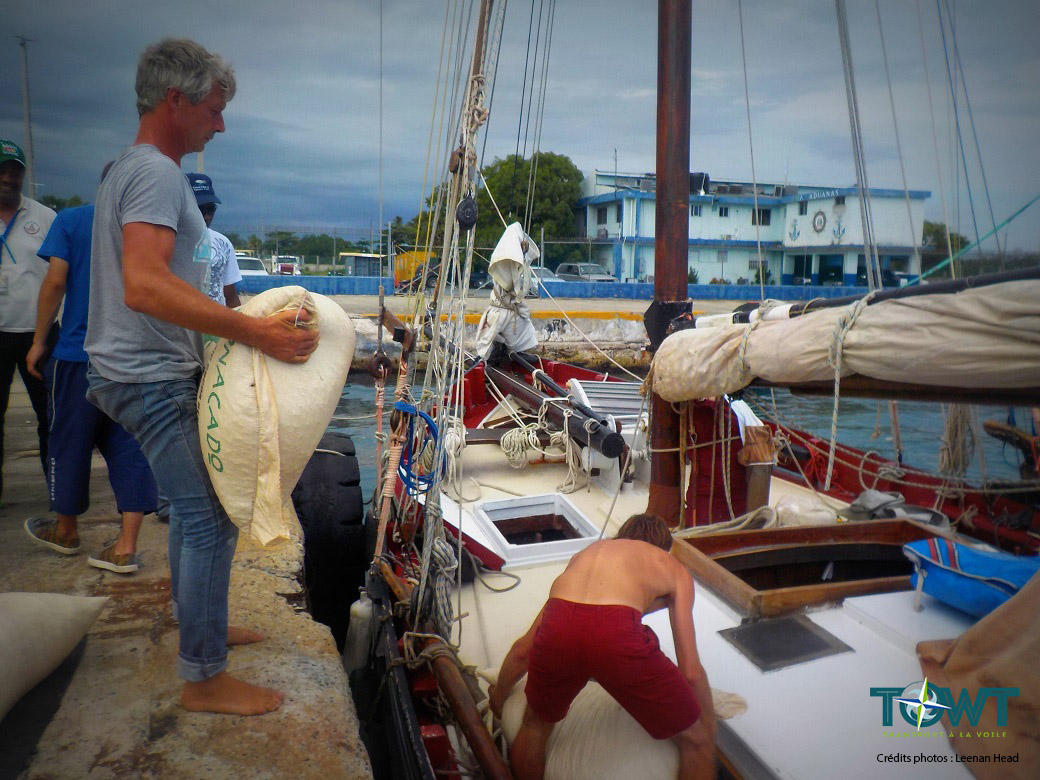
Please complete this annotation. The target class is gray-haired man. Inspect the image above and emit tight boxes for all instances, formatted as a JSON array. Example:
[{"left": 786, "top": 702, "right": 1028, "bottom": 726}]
[{"left": 85, "top": 38, "right": 318, "bottom": 716}]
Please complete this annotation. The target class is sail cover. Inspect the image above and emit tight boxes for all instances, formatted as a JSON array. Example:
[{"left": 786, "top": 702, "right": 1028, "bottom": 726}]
[
  {"left": 647, "top": 279, "right": 1040, "bottom": 401},
  {"left": 475, "top": 222, "right": 538, "bottom": 359}
]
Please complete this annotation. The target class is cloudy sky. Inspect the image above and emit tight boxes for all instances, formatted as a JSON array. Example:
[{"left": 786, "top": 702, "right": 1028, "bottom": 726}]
[{"left": 3, "top": 0, "right": 1038, "bottom": 250}]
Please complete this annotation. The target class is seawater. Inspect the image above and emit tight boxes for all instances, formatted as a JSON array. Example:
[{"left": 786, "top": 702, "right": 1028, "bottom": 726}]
[
  {"left": 746, "top": 389, "right": 1029, "bottom": 485},
  {"left": 330, "top": 377, "right": 1032, "bottom": 501}
]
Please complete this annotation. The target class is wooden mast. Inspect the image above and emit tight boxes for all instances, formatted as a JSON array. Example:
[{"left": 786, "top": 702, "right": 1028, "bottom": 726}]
[{"left": 646, "top": 0, "right": 692, "bottom": 526}]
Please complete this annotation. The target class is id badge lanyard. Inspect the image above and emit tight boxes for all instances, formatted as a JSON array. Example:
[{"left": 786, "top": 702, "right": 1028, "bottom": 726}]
[
  {"left": 0, "top": 208, "right": 22, "bottom": 295},
  {"left": 0, "top": 208, "right": 22, "bottom": 266}
]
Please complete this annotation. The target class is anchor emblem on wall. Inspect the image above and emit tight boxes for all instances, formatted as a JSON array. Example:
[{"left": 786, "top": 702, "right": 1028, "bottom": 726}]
[
  {"left": 832, "top": 218, "right": 846, "bottom": 242},
  {"left": 789, "top": 220, "right": 800, "bottom": 241}
]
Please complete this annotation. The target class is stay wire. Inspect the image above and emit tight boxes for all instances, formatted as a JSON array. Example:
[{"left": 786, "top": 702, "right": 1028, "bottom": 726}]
[
  {"left": 520, "top": 0, "right": 547, "bottom": 228},
  {"left": 525, "top": 0, "right": 556, "bottom": 231},
  {"left": 874, "top": 0, "right": 921, "bottom": 266},
  {"left": 936, "top": 0, "right": 983, "bottom": 258},
  {"left": 478, "top": 0, "right": 509, "bottom": 171},
  {"left": 509, "top": 0, "right": 539, "bottom": 221},
  {"left": 413, "top": 0, "right": 454, "bottom": 252},
  {"left": 947, "top": 0, "right": 1003, "bottom": 259},
  {"left": 835, "top": 0, "right": 881, "bottom": 290},
  {"left": 378, "top": 0, "right": 383, "bottom": 258},
  {"left": 915, "top": 0, "right": 957, "bottom": 276},
  {"left": 737, "top": 0, "right": 765, "bottom": 298}
]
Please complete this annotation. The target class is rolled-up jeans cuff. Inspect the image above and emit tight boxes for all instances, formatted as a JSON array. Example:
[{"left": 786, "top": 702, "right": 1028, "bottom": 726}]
[{"left": 178, "top": 654, "right": 228, "bottom": 683}]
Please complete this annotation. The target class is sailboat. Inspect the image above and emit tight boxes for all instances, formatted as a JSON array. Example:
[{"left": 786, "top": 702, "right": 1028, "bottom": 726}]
[{"left": 329, "top": 1, "right": 1040, "bottom": 777}]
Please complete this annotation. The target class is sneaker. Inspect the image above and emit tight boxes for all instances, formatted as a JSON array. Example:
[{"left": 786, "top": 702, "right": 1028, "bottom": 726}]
[
  {"left": 88, "top": 543, "right": 140, "bottom": 574},
  {"left": 24, "top": 516, "right": 81, "bottom": 555}
]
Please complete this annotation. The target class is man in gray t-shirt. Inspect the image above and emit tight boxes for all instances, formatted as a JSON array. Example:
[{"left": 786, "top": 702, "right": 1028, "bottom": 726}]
[
  {"left": 84, "top": 38, "right": 318, "bottom": 717},
  {"left": 87, "top": 145, "right": 211, "bottom": 380}
]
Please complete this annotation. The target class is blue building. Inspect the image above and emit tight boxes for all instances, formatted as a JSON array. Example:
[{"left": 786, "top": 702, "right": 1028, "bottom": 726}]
[{"left": 576, "top": 171, "right": 929, "bottom": 286}]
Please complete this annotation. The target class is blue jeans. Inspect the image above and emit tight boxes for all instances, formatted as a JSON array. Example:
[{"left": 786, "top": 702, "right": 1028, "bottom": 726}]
[{"left": 86, "top": 364, "right": 237, "bottom": 682}]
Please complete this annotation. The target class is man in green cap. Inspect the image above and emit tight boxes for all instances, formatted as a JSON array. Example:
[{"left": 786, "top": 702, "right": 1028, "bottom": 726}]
[{"left": 0, "top": 138, "right": 55, "bottom": 501}]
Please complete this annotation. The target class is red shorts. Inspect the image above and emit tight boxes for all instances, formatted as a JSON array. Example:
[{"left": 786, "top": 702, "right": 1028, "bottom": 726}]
[{"left": 524, "top": 598, "right": 700, "bottom": 739}]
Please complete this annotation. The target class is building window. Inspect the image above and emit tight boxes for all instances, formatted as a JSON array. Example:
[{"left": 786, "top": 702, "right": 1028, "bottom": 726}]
[
  {"left": 718, "top": 206, "right": 729, "bottom": 218},
  {"left": 596, "top": 206, "right": 607, "bottom": 225},
  {"left": 690, "top": 204, "right": 702, "bottom": 217},
  {"left": 616, "top": 203, "right": 623, "bottom": 223},
  {"left": 835, "top": 196, "right": 845, "bottom": 205},
  {"left": 798, "top": 201, "right": 808, "bottom": 216},
  {"left": 752, "top": 208, "right": 771, "bottom": 226}
]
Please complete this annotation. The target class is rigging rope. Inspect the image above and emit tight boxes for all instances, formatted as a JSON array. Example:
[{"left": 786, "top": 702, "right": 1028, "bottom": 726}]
[{"left": 823, "top": 293, "right": 877, "bottom": 490}]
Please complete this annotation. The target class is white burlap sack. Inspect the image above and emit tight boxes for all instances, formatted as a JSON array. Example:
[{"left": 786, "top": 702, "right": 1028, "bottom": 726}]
[
  {"left": 0, "top": 593, "right": 108, "bottom": 719},
  {"left": 501, "top": 680, "right": 678, "bottom": 779},
  {"left": 198, "top": 286, "right": 356, "bottom": 545}
]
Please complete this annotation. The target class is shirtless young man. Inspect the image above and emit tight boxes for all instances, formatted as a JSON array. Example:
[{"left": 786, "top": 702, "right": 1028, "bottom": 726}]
[
  {"left": 489, "top": 513, "right": 717, "bottom": 780},
  {"left": 85, "top": 39, "right": 318, "bottom": 716}
]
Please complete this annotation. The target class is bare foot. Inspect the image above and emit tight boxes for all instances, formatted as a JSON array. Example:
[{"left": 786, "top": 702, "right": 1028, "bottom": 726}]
[
  {"left": 228, "top": 625, "right": 265, "bottom": 646},
  {"left": 180, "top": 672, "right": 283, "bottom": 715}
]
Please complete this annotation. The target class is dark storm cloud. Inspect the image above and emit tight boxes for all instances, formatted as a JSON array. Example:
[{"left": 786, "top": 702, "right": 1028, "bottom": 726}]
[{"left": 3, "top": 0, "right": 1037, "bottom": 249}]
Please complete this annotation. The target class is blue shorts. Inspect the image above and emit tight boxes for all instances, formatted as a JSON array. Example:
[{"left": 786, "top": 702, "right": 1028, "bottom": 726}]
[{"left": 44, "top": 359, "right": 157, "bottom": 516}]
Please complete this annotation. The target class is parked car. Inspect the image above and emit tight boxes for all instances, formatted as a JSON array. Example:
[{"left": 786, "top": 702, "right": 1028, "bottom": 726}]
[
  {"left": 468, "top": 269, "right": 491, "bottom": 290},
  {"left": 526, "top": 265, "right": 562, "bottom": 297},
  {"left": 236, "top": 254, "right": 269, "bottom": 276},
  {"left": 555, "top": 262, "right": 617, "bottom": 283}
]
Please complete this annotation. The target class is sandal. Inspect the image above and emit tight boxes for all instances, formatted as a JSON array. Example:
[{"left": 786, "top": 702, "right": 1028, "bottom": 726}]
[{"left": 24, "top": 516, "right": 81, "bottom": 555}]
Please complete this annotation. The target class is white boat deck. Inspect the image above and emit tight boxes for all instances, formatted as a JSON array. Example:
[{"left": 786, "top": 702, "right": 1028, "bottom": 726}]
[
  {"left": 661, "top": 589, "right": 973, "bottom": 779},
  {"left": 439, "top": 443, "right": 976, "bottom": 778}
]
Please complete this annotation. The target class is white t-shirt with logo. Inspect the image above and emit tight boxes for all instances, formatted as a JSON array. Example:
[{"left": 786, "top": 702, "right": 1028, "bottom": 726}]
[
  {"left": 0, "top": 196, "right": 55, "bottom": 331},
  {"left": 206, "top": 228, "right": 241, "bottom": 304}
]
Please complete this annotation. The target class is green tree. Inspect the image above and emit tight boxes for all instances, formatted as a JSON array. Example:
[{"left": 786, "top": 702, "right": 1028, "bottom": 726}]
[
  {"left": 922, "top": 220, "right": 968, "bottom": 255},
  {"left": 296, "top": 233, "right": 335, "bottom": 259},
  {"left": 474, "top": 153, "right": 584, "bottom": 248},
  {"left": 263, "top": 230, "right": 297, "bottom": 256}
]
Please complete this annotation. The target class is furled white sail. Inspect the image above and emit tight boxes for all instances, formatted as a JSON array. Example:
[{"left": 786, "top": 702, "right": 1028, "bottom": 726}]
[
  {"left": 474, "top": 222, "right": 539, "bottom": 359},
  {"left": 648, "top": 279, "right": 1040, "bottom": 401}
]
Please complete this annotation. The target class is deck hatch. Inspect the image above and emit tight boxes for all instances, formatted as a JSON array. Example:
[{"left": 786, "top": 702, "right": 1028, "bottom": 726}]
[
  {"left": 718, "top": 614, "right": 852, "bottom": 671},
  {"left": 472, "top": 494, "right": 599, "bottom": 566},
  {"left": 671, "top": 520, "right": 947, "bottom": 618}
]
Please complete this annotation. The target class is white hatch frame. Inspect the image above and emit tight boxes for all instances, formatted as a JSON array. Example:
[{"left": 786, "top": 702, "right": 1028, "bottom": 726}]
[{"left": 471, "top": 493, "right": 600, "bottom": 567}]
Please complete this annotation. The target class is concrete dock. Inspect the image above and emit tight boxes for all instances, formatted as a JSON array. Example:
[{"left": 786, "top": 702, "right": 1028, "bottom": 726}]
[
  {"left": 0, "top": 388, "right": 372, "bottom": 778},
  {"left": 0, "top": 292, "right": 744, "bottom": 779}
]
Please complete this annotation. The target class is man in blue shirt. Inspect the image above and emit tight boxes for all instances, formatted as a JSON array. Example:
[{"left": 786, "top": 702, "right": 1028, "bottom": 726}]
[{"left": 24, "top": 191, "right": 158, "bottom": 573}]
